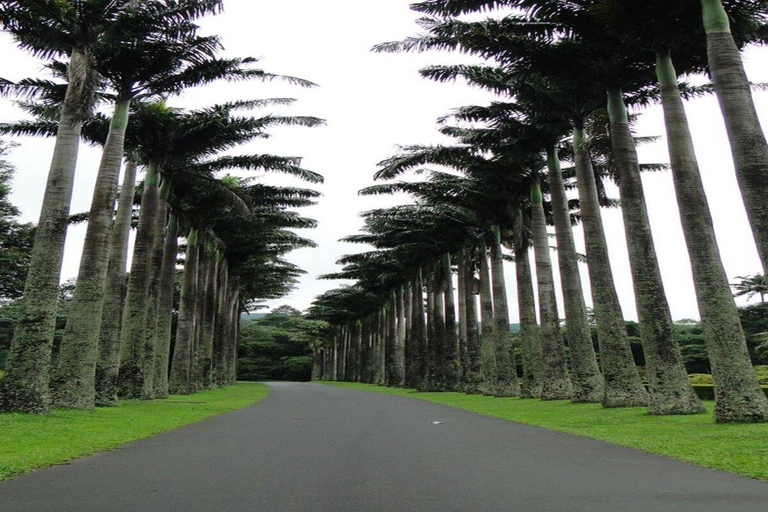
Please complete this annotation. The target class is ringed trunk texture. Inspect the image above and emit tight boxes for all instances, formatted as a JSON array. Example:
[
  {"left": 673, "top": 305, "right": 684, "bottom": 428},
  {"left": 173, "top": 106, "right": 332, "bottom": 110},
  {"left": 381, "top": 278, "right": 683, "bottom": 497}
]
[
  {"left": 94, "top": 161, "right": 137, "bottom": 407},
  {"left": 478, "top": 241, "right": 498, "bottom": 395},
  {"left": 607, "top": 89, "right": 704, "bottom": 415},
  {"left": 701, "top": 0, "right": 768, "bottom": 273},
  {"left": 117, "top": 163, "right": 161, "bottom": 400},
  {"left": 657, "top": 54, "right": 768, "bottom": 422},
  {"left": 0, "top": 49, "right": 88, "bottom": 413},
  {"left": 531, "top": 183, "right": 572, "bottom": 400},
  {"left": 463, "top": 255, "right": 485, "bottom": 394},
  {"left": 51, "top": 99, "right": 132, "bottom": 409},
  {"left": 546, "top": 148, "right": 603, "bottom": 403},
  {"left": 168, "top": 229, "right": 200, "bottom": 395},
  {"left": 515, "top": 244, "right": 543, "bottom": 399},
  {"left": 151, "top": 215, "right": 178, "bottom": 399},
  {"left": 573, "top": 126, "right": 648, "bottom": 408},
  {"left": 489, "top": 235, "right": 520, "bottom": 397}
]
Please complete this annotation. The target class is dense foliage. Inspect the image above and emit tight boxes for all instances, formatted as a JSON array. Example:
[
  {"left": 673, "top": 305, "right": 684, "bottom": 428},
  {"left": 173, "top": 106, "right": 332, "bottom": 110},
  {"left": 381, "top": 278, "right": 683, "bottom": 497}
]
[{"left": 238, "top": 306, "right": 329, "bottom": 382}]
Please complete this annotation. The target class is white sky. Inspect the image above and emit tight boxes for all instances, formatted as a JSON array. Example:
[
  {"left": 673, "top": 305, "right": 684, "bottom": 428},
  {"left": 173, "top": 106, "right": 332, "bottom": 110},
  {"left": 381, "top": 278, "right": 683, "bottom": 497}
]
[{"left": 1, "top": 0, "right": 767, "bottom": 322}]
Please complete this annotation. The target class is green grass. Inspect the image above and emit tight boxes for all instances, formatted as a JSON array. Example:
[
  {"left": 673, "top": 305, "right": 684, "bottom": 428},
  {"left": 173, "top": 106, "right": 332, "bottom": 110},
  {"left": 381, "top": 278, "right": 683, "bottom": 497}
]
[
  {"left": 323, "top": 382, "right": 768, "bottom": 480},
  {"left": 0, "top": 382, "right": 270, "bottom": 480}
]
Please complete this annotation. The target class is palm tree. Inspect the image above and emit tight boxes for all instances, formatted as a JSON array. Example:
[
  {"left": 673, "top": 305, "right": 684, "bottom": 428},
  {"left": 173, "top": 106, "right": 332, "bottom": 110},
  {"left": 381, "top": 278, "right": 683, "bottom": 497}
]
[
  {"left": 0, "top": 0, "right": 136, "bottom": 413},
  {"left": 732, "top": 274, "right": 768, "bottom": 303},
  {"left": 112, "top": 99, "right": 322, "bottom": 398},
  {"left": 94, "top": 160, "right": 137, "bottom": 406},
  {"left": 699, "top": 0, "right": 768, "bottom": 274},
  {"left": 380, "top": 6, "right": 702, "bottom": 414},
  {"left": 592, "top": 0, "right": 768, "bottom": 421}
]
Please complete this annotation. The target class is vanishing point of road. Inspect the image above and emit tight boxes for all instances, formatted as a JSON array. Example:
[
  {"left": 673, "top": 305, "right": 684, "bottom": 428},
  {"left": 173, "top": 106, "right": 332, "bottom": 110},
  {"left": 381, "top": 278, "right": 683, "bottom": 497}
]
[{"left": 2, "top": 382, "right": 768, "bottom": 511}]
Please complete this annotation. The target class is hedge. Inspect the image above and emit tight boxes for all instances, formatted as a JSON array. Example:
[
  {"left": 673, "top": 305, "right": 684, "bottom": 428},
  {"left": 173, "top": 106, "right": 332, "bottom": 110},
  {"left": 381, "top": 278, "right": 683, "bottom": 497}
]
[{"left": 692, "top": 385, "right": 768, "bottom": 401}]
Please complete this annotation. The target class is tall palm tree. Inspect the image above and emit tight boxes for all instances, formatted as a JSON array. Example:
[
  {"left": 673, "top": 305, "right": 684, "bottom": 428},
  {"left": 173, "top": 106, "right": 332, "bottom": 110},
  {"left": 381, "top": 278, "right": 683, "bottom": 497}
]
[
  {"left": 379, "top": 6, "right": 702, "bottom": 414},
  {"left": 0, "top": 0, "right": 137, "bottom": 413},
  {"left": 592, "top": 0, "right": 768, "bottom": 422},
  {"left": 732, "top": 274, "right": 768, "bottom": 303}
]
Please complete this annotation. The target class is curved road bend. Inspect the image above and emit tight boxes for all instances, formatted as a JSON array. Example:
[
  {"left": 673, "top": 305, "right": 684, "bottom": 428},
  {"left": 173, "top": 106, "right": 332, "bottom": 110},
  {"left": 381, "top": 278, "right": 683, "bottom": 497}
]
[{"left": 2, "top": 382, "right": 768, "bottom": 512}]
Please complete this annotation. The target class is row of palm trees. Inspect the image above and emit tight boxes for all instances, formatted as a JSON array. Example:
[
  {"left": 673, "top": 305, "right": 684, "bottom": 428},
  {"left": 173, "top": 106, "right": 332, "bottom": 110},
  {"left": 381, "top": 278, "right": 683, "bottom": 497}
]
[
  {"left": 0, "top": 1, "right": 322, "bottom": 414},
  {"left": 310, "top": 0, "right": 768, "bottom": 423}
]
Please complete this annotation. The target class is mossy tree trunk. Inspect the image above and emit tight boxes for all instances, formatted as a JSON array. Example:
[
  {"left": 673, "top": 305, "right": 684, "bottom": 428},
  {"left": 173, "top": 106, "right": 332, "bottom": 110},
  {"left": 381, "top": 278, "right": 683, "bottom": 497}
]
[
  {"left": 442, "top": 254, "right": 462, "bottom": 390},
  {"left": 141, "top": 179, "right": 170, "bottom": 399},
  {"left": 408, "top": 269, "right": 427, "bottom": 389},
  {"left": 457, "top": 255, "right": 469, "bottom": 381},
  {"left": 701, "top": 0, "right": 768, "bottom": 273},
  {"left": 0, "top": 49, "right": 89, "bottom": 414},
  {"left": 212, "top": 259, "right": 229, "bottom": 387},
  {"left": 463, "top": 253, "right": 485, "bottom": 394},
  {"left": 515, "top": 241, "right": 543, "bottom": 399},
  {"left": 395, "top": 287, "right": 407, "bottom": 386},
  {"left": 478, "top": 240, "right": 498, "bottom": 395},
  {"left": 168, "top": 229, "right": 200, "bottom": 395},
  {"left": 531, "top": 182, "right": 572, "bottom": 400},
  {"left": 199, "top": 251, "right": 220, "bottom": 390},
  {"left": 657, "top": 53, "right": 768, "bottom": 422},
  {"left": 51, "top": 99, "right": 132, "bottom": 409},
  {"left": 489, "top": 232, "right": 520, "bottom": 397},
  {"left": 607, "top": 89, "right": 704, "bottom": 415},
  {"left": 151, "top": 214, "right": 178, "bottom": 399},
  {"left": 572, "top": 126, "right": 648, "bottom": 408},
  {"left": 546, "top": 148, "right": 603, "bottom": 403},
  {"left": 95, "top": 161, "right": 138, "bottom": 407},
  {"left": 117, "top": 162, "right": 162, "bottom": 399}
]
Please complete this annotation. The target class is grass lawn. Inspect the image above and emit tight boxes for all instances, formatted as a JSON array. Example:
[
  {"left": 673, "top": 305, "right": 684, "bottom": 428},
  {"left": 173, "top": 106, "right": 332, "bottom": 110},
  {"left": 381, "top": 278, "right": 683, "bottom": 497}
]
[
  {"left": 323, "top": 382, "right": 768, "bottom": 480},
  {"left": 0, "top": 382, "right": 270, "bottom": 480}
]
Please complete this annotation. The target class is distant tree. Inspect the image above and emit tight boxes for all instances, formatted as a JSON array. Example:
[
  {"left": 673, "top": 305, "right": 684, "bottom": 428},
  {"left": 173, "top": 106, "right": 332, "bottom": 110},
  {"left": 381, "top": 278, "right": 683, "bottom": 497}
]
[
  {"left": 0, "top": 140, "right": 35, "bottom": 301},
  {"left": 732, "top": 274, "right": 768, "bottom": 303},
  {"left": 237, "top": 308, "right": 328, "bottom": 382}
]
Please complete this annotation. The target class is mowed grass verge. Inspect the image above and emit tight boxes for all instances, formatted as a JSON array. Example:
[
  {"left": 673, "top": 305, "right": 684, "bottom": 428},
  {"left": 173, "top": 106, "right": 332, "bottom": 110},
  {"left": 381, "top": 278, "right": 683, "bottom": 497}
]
[
  {"left": 0, "top": 382, "right": 270, "bottom": 480},
  {"left": 322, "top": 381, "right": 768, "bottom": 480}
]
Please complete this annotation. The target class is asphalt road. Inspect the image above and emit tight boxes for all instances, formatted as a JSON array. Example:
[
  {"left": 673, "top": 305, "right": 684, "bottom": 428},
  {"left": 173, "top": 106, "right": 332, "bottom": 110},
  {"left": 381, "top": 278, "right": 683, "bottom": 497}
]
[{"left": 2, "top": 382, "right": 768, "bottom": 511}]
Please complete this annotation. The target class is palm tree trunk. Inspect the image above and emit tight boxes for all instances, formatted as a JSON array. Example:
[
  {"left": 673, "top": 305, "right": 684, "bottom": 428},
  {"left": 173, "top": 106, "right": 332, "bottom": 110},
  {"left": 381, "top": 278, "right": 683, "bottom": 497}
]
[
  {"left": 408, "top": 269, "right": 427, "bottom": 389},
  {"left": 212, "top": 259, "right": 229, "bottom": 387},
  {"left": 117, "top": 162, "right": 162, "bottom": 399},
  {"left": 199, "top": 251, "right": 219, "bottom": 390},
  {"left": 151, "top": 214, "right": 178, "bottom": 399},
  {"left": 489, "top": 233, "right": 520, "bottom": 397},
  {"left": 514, "top": 241, "right": 543, "bottom": 399},
  {"left": 168, "top": 228, "right": 200, "bottom": 395},
  {"left": 456, "top": 255, "right": 469, "bottom": 382},
  {"left": 395, "top": 287, "right": 407, "bottom": 386},
  {"left": 478, "top": 240, "right": 498, "bottom": 395},
  {"left": 463, "top": 253, "right": 484, "bottom": 394},
  {"left": 701, "top": 0, "right": 768, "bottom": 273},
  {"left": 189, "top": 240, "right": 208, "bottom": 392},
  {"left": 546, "top": 148, "right": 603, "bottom": 403},
  {"left": 385, "top": 293, "right": 401, "bottom": 386},
  {"left": 657, "top": 53, "right": 768, "bottom": 422},
  {"left": 442, "top": 254, "right": 461, "bottom": 391},
  {"left": 607, "top": 89, "right": 704, "bottom": 415},
  {"left": 51, "top": 99, "right": 132, "bottom": 409},
  {"left": 94, "top": 161, "right": 137, "bottom": 407},
  {"left": 141, "top": 179, "right": 170, "bottom": 398},
  {"left": 424, "top": 285, "right": 442, "bottom": 390},
  {"left": 0, "top": 49, "right": 89, "bottom": 413},
  {"left": 573, "top": 126, "right": 648, "bottom": 408},
  {"left": 531, "top": 182, "right": 572, "bottom": 400}
]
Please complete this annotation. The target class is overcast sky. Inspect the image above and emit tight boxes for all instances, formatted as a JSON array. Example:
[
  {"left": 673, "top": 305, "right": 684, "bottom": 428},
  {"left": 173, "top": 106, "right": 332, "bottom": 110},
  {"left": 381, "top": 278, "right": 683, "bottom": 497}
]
[{"left": 1, "top": 0, "right": 767, "bottom": 322}]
